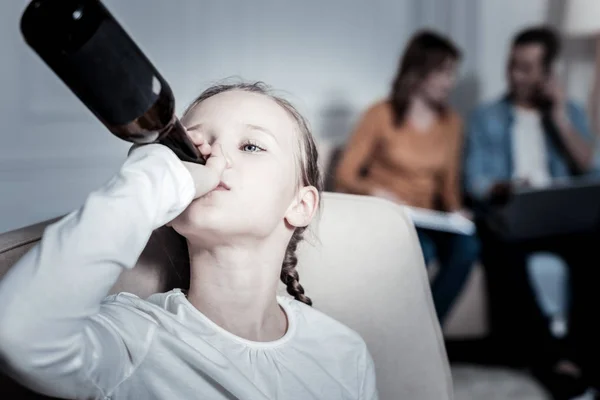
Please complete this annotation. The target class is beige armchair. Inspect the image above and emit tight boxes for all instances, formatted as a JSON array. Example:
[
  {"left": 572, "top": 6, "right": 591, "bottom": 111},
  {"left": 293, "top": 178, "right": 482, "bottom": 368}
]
[{"left": 0, "top": 192, "right": 453, "bottom": 399}]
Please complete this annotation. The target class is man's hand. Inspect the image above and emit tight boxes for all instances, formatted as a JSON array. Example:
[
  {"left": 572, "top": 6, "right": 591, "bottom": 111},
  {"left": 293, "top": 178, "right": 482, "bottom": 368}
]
[
  {"left": 542, "top": 76, "right": 594, "bottom": 172},
  {"left": 488, "top": 179, "right": 529, "bottom": 206},
  {"left": 543, "top": 76, "right": 569, "bottom": 125},
  {"left": 488, "top": 181, "right": 512, "bottom": 205}
]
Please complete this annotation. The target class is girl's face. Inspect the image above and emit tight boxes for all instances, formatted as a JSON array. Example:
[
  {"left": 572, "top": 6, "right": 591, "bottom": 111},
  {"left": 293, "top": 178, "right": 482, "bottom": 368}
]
[{"left": 171, "top": 90, "right": 317, "bottom": 245}]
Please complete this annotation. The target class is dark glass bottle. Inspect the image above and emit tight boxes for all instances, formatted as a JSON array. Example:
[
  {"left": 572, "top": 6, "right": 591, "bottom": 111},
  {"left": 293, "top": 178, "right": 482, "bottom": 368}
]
[{"left": 20, "top": 0, "right": 203, "bottom": 164}]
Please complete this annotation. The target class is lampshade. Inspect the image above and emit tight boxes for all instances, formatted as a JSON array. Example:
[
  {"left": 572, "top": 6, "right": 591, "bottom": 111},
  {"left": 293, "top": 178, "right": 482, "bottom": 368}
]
[{"left": 564, "top": 0, "right": 600, "bottom": 36}]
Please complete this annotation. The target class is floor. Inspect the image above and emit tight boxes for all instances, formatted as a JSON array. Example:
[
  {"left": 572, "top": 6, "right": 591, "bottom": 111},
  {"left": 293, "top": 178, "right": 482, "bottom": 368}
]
[{"left": 452, "top": 365, "right": 550, "bottom": 400}]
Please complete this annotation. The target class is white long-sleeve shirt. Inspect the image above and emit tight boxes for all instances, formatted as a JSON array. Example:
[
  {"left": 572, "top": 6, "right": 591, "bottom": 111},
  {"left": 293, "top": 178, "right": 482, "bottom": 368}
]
[{"left": 0, "top": 144, "right": 377, "bottom": 400}]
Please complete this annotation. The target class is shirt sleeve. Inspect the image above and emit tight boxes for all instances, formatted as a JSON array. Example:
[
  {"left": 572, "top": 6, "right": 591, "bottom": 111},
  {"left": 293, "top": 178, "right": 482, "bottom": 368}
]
[
  {"left": 594, "top": 144, "right": 600, "bottom": 175},
  {"left": 463, "top": 109, "right": 496, "bottom": 201},
  {"left": 567, "top": 101, "right": 600, "bottom": 173},
  {"left": 439, "top": 116, "right": 464, "bottom": 212},
  {"left": 359, "top": 348, "right": 379, "bottom": 400},
  {"left": 334, "top": 104, "right": 382, "bottom": 196},
  {"left": 0, "top": 144, "right": 195, "bottom": 399},
  {"left": 567, "top": 101, "right": 594, "bottom": 143}
]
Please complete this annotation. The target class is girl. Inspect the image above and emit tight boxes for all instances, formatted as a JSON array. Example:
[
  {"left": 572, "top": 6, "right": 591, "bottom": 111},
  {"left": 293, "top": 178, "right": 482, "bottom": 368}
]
[
  {"left": 335, "top": 31, "right": 479, "bottom": 324},
  {"left": 0, "top": 83, "right": 377, "bottom": 400}
]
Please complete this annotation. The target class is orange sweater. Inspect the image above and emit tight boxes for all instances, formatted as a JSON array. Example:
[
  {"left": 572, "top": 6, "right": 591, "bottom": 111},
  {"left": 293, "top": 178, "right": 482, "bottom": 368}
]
[{"left": 335, "top": 101, "right": 463, "bottom": 211}]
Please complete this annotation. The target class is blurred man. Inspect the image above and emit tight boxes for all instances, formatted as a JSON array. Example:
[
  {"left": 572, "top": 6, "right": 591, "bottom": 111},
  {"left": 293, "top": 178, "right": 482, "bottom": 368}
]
[{"left": 464, "top": 26, "right": 599, "bottom": 399}]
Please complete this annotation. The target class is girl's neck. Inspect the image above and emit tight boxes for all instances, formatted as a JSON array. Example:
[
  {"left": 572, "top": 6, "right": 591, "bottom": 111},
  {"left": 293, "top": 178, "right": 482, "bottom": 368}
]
[{"left": 185, "top": 239, "right": 288, "bottom": 342}]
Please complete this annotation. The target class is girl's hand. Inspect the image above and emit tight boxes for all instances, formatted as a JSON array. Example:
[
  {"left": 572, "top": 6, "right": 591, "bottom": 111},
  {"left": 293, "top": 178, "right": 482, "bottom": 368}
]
[{"left": 181, "top": 143, "right": 228, "bottom": 199}]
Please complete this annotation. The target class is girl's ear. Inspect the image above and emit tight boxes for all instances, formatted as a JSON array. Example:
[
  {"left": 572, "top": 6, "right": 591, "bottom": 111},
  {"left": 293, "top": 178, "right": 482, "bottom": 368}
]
[{"left": 285, "top": 186, "right": 319, "bottom": 228}]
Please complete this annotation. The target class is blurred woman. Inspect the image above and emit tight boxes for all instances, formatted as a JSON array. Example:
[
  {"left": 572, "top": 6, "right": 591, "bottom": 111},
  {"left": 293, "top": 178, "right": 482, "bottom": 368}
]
[{"left": 335, "top": 31, "right": 479, "bottom": 324}]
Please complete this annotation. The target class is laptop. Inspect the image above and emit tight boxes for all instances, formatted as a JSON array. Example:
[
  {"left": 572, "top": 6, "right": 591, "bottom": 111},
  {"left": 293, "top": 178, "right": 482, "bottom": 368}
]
[{"left": 495, "top": 177, "right": 600, "bottom": 241}]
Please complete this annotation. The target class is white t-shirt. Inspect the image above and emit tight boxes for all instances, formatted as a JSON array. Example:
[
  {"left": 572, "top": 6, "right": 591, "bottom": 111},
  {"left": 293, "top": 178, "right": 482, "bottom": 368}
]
[
  {"left": 511, "top": 107, "right": 551, "bottom": 188},
  {"left": 0, "top": 144, "right": 377, "bottom": 400}
]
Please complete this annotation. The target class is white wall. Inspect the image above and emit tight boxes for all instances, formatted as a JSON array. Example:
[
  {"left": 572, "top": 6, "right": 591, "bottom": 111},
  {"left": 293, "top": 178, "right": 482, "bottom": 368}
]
[{"left": 0, "top": 0, "right": 595, "bottom": 233}]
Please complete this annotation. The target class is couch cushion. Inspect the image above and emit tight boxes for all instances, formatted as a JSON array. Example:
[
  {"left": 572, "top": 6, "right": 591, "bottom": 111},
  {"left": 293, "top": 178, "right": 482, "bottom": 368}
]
[{"left": 0, "top": 218, "right": 60, "bottom": 280}]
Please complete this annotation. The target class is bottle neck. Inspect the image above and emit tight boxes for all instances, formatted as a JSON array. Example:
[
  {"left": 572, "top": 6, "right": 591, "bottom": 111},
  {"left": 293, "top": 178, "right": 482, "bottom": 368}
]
[{"left": 158, "top": 118, "right": 204, "bottom": 164}]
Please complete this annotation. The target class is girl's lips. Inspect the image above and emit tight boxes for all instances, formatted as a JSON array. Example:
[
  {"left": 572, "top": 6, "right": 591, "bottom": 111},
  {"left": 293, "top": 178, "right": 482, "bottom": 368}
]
[{"left": 213, "top": 181, "right": 230, "bottom": 191}]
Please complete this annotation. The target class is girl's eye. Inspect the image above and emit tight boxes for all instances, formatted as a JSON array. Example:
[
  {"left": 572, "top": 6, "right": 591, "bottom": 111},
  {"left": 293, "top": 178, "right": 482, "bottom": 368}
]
[{"left": 241, "top": 142, "right": 265, "bottom": 153}]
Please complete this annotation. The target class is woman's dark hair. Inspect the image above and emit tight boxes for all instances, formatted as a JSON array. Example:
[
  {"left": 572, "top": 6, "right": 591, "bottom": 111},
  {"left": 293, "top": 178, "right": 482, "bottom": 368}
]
[
  {"left": 169, "top": 82, "right": 322, "bottom": 306},
  {"left": 389, "top": 30, "right": 461, "bottom": 126}
]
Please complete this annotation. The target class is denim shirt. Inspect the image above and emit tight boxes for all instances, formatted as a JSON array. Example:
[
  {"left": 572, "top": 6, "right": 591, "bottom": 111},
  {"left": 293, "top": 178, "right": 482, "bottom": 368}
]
[{"left": 463, "top": 96, "right": 599, "bottom": 201}]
